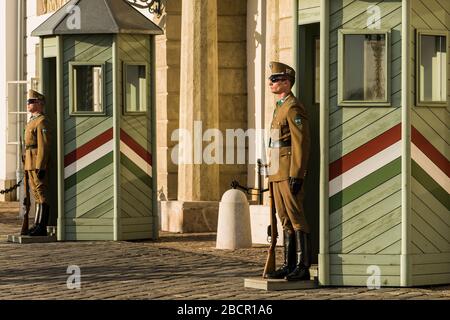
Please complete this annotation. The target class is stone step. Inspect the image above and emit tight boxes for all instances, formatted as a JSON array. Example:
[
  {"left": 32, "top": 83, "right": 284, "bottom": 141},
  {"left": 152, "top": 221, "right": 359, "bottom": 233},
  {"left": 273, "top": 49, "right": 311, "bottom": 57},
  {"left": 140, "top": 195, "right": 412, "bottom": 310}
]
[
  {"left": 244, "top": 277, "right": 318, "bottom": 291},
  {"left": 7, "top": 234, "right": 57, "bottom": 244}
]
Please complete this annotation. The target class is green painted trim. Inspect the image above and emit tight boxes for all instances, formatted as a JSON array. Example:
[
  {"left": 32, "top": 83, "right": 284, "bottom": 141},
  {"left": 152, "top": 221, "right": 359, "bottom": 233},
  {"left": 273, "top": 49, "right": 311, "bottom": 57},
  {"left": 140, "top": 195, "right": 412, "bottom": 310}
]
[
  {"left": 415, "top": 29, "right": 449, "bottom": 108},
  {"left": 329, "top": 158, "right": 402, "bottom": 214},
  {"left": 56, "top": 36, "right": 65, "bottom": 241},
  {"left": 411, "top": 160, "right": 449, "bottom": 210},
  {"left": 292, "top": 0, "right": 298, "bottom": 97},
  {"left": 337, "top": 29, "right": 392, "bottom": 107},
  {"left": 113, "top": 36, "right": 121, "bottom": 241},
  {"left": 319, "top": 0, "right": 330, "bottom": 286},
  {"left": 401, "top": 0, "right": 412, "bottom": 288},
  {"left": 120, "top": 154, "right": 153, "bottom": 190},
  {"left": 64, "top": 152, "right": 113, "bottom": 191},
  {"left": 151, "top": 36, "right": 158, "bottom": 240},
  {"left": 38, "top": 38, "right": 43, "bottom": 92}
]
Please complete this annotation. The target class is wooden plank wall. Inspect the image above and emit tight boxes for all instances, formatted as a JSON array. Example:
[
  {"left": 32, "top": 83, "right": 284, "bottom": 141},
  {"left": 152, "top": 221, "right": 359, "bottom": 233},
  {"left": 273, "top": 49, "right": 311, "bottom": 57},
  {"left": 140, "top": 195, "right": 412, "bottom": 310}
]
[
  {"left": 63, "top": 35, "right": 114, "bottom": 241},
  {"left": 43, "top": 37, "right": 57, "bottom": 58},
  {"left": 298, "top": 0, "right": 321, "bottom": 25},
  {"left": 118, "top": 34, "right": 154, "bottom": 241},
  {"left": 328, "top": 0, "right": 403, "bottom": 286},
  {"left": 410, "top": 0, "right": 450, "bottom": 286}
]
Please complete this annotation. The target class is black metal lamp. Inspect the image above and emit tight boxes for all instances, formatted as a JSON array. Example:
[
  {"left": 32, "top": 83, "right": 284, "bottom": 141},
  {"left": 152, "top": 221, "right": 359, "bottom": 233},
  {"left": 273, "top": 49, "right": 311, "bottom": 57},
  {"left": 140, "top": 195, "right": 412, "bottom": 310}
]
[{"left": 128, "top": 0, "right": 163, "bottom": 18}]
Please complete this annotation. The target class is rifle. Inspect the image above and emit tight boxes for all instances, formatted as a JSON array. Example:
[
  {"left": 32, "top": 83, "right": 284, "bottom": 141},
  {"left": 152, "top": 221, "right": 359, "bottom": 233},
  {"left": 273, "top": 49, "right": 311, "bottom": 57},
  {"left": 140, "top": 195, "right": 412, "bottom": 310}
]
[
  {"left": 20, "top": 137, "right": 30, "bottom": 236},
  {"left": 263, "top": 182, "right": 278, "bottom": 278}
]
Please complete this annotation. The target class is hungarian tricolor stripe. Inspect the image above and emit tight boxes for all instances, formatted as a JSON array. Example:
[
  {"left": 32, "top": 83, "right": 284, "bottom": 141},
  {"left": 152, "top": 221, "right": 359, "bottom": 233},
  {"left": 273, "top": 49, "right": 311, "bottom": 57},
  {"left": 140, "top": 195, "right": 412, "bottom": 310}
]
[
  {"left": 64, "top": 128, "right": 114, "bottom": 190},
  {"left": 120, "top": 129, "right": 153, "bottom": 181},
  {"left": 329, "top": 124, "right": 402, "bottom": 200},
  {"left": 411, "top": 126, "right": 449, "bottom": 209}
]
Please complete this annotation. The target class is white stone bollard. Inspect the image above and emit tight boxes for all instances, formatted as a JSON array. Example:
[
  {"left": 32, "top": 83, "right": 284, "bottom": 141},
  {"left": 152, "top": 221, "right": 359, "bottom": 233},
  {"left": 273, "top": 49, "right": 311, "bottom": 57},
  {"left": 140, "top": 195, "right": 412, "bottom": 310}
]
[{"left": 216, "top": 189, "right": 252, "bottom": 250}]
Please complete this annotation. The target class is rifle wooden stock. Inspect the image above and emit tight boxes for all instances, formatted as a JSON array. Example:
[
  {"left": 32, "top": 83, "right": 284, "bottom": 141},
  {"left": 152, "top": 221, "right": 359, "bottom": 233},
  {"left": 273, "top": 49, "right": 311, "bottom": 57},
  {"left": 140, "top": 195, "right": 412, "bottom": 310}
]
[
  {"left": 263, "top": 182, "right": 278, "bottom": 278},
  {"left": 20, "top": 171, "right": 30, "bottom": 236}
]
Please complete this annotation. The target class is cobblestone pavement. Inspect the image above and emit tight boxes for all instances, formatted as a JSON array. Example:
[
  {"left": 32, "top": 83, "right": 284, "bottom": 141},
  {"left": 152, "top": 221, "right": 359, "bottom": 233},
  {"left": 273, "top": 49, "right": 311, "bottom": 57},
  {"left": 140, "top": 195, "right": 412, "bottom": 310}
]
[{"left": 0, "top": 202, "right": 449, "bottom": 300}]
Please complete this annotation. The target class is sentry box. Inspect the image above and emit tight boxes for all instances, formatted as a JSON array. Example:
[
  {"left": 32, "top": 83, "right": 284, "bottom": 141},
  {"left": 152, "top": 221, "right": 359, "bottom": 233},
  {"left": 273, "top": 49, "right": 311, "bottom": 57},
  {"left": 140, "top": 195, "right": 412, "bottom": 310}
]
[
  {"left": 304, "top": 0, "right": 449, "bottom": 288},
  {"left": 31, "top": 0, "right": 162, "bottom": 241}
]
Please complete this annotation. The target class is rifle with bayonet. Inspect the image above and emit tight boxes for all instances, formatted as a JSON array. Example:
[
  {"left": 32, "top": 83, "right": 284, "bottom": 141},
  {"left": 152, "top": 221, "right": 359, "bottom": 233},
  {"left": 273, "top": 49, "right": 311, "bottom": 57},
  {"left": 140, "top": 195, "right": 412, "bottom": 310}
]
[
  {"left": 263, "top": 182, "right": 277, "bottom": 278},
  {"left": 20, "top": 136, "right": 30, "bottom": 236}
]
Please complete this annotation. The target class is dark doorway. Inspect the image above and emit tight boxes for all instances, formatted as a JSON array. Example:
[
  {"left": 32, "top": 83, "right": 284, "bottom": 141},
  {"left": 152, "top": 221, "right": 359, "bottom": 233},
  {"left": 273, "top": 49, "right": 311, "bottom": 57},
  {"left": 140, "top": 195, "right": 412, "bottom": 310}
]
[
  {"left": 42, "top": 57, "right": 58, "bottom": 227},
  {"left": 298, "top": 23, "right": 320, "bottom": 264}
]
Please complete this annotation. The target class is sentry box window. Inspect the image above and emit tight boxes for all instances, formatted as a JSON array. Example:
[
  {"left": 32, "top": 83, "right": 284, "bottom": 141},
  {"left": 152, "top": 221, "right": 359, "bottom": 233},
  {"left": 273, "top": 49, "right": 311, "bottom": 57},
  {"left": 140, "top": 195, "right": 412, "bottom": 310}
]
[
  {"left": 69, "top": 62, "right": 105, "bottom": 116},
  {"left": 124, "top": 63, "right": 148, "bottom": 115},
  {"left": 338, "top": 30, "right": 390, "bottom": 107},
  {"left": 416, "top": 30, "right": 448, "bottom": 107}
]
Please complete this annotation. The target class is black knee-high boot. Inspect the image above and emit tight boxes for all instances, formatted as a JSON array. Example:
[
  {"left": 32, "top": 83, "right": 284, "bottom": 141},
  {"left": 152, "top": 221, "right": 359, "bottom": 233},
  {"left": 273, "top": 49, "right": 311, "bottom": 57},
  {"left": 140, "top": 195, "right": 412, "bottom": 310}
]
[
  {"left": 285, "top": 230, "right": 311, "bottom": 281},
  {"left": 29, "top": 203, "right": 49, "bottom": 237},
  {"left": 265, "top": 230, "right": 295, "bottom": 279},
  {"left": 27, "top": 203, "right": 41, "bottom": 235}
]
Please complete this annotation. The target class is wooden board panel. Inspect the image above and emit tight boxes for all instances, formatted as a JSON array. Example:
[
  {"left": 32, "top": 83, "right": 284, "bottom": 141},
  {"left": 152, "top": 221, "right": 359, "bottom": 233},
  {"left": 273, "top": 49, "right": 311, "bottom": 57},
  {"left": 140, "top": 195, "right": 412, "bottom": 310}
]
[
  {"left": 330, "top": 109, "right": 401, "bottom": 163},
  {"left": 330, "top": 264, "right": 400, "bottom": 276},
  {"left": 65, "top": 219, "right": 114, "bottom": 227},
  {"left": 329, "top": 254, "right": 400, "bottom": 265},
  {"left": 330, "top": 175, "right": 401, "bottom": 228},
  {"left": 411, "top": 226, "right": 441, "bottom": 254},
  {"left": 330, "top": 275, "right": 400, "bottom": 287},
  {"left": 330, "top": 190, "right": 401, "bottom": 245},
  {"left": 412, "top": 274, "right": 450, "bottom": 286},
  {"left": 65, "top": 233, "right": 114, "bottom": 241},
  {"left": 330, "top": 207, "right": 401, "bottom": 254},
  {"left": 350, "top": 223, "right": 401, "bottom": 255},
  {"left": 411, "top": 252, "right": 450, "bottom": 264}
]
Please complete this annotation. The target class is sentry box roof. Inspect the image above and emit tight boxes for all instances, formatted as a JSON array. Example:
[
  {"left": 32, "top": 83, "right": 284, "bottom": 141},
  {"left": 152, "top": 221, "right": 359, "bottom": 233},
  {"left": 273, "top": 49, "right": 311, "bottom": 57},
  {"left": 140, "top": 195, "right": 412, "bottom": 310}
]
[{"left": 31, "top": 0, "right": 163, "bottom": 36}]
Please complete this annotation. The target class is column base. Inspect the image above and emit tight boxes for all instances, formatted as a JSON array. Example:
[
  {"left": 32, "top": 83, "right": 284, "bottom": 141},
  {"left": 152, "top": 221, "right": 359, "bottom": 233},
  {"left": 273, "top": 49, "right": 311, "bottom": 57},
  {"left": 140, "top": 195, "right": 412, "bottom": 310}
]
[{"left": 161, "top": 200, "right": 220, "bottom": 233}]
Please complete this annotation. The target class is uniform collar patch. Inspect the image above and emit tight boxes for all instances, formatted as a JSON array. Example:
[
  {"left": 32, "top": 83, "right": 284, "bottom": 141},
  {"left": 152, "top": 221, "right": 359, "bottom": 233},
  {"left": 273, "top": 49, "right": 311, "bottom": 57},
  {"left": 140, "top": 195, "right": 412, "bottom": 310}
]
[{"left": 277, "top": 94, "right": 291, "bottom": 107}]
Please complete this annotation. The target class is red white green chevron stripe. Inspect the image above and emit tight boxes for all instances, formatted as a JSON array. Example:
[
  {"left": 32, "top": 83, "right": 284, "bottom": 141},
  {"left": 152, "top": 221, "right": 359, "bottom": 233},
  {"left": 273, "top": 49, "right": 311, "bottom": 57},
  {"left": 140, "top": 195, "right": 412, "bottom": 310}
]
[
  {"left": 329, "top": 123, "right": 449, "bottom": 213},
  {"left": 64, "top": 129, "right": 114, "bottom": 190},
  {"left": 329, "top": 124, "right": 402, "bottom": 211},
  {"left": 120, "top": 129, "right": 153, "bottom": 180},
  {"left": 411, "top": 126, "right": 449, "bottom": 209}
]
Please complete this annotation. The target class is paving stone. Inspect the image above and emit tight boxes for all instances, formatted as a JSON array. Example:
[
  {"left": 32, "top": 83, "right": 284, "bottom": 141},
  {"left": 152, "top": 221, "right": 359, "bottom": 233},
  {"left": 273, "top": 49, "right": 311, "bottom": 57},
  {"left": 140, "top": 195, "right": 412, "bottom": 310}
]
[{"left": 0, "top": 203, "right": 449, "bottom": 300}]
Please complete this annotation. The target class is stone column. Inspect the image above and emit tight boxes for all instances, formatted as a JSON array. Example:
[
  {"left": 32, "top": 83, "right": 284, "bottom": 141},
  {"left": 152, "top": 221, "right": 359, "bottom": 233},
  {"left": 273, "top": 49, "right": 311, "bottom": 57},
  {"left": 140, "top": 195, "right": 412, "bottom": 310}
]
[
  {"left": 178, "top": 0, "right": 220, "bottom": 202},
  {"left": 154, "top": 0, "right": 182, "bottom": 202},
  {"left": 161, "top": 0, "right": 220, "bottom": 233}
]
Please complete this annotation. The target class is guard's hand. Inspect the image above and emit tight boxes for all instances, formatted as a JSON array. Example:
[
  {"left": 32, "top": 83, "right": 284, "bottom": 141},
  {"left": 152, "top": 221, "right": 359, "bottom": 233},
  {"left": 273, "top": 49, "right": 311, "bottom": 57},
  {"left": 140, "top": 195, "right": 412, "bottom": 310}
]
[
  {"left": 289, "top": 177, "right": 303, "bottom": 195},
  {"left": 36, "top": 169, "right": 46, "bottom": 180}
]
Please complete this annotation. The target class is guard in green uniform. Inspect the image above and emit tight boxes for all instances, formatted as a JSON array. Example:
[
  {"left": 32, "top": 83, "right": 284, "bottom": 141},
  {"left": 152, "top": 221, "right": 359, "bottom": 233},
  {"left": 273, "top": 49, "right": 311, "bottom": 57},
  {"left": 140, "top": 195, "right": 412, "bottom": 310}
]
[
  {"left": 24, "top": 90, "right": 52, "bottom": 237},
  {"left": 265, "top": 62, "right": 312, "bottom": 281}
]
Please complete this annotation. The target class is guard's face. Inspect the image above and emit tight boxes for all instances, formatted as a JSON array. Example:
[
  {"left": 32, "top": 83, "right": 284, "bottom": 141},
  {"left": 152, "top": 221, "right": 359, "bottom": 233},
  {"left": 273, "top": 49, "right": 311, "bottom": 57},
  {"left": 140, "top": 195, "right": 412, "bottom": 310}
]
[
  {"left": 269, "top": 76, "right": 290, "bottom": 94},
  {"left": 27, "top": 99, "right": 43, "bottom": 113}
]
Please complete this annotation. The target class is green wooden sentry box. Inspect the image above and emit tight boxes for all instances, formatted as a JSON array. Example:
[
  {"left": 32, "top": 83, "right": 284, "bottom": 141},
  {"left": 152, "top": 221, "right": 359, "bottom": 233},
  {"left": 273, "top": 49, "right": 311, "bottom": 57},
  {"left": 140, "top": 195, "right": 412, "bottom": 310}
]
[
  {"left": 31, "top": 0, "right": 163, "bottom": 241},
  {"left": 317, "top": 0, "right": 449, "bottom": 287}
]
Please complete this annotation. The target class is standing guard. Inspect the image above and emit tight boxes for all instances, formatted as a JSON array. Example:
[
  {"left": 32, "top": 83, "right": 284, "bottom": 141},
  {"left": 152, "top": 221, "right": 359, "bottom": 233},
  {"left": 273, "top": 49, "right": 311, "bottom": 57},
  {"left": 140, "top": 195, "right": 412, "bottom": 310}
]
[
  {"left": 23, "top": 90, "right": 52, "bottom": 237},
  {"left": 265, "top": 62, "right": 312, "bottom": 281}
]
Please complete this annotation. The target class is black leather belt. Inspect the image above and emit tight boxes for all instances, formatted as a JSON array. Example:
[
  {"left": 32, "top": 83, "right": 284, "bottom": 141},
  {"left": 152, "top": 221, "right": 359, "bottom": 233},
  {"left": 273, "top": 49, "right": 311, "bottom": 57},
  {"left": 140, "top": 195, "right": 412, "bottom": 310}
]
[
  {"left": 269, "top": 140, "right": 291, "bottom": 148},
  {"left": 26, "top": 145, "right": 37, "bottom": 150}
]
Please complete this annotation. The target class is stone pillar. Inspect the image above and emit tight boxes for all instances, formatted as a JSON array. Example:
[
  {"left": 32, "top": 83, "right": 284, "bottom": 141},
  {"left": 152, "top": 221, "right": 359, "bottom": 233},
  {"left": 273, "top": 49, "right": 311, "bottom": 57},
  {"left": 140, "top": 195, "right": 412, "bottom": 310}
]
[
  {"left": 154, "top": 0, "right": 182, "bottom": 202},
  {"left": 160, "top": 0, "right": 220, "bottom": 233},
  {"left": 177, "top": 0, "right": 220, "bottom": 202}
]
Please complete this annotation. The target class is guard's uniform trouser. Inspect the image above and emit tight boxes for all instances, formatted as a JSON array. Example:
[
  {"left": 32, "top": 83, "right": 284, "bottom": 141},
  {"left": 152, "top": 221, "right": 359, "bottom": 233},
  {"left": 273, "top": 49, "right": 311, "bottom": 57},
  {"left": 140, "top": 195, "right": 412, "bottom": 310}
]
[
  {"left": 272, "top": 180, "right": 310, "bottom": 234},
  {"left": 27, "top": 170, "right": 48, "bottom": 204}
]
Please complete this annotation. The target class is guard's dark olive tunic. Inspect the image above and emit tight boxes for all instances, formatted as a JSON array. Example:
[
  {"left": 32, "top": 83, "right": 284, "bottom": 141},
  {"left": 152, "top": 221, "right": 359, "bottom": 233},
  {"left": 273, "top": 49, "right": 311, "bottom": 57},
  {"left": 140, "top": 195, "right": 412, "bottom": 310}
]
[
  {"left": 24, "top": 114, "right": 51, "bottom": 204},
  {"left": 268, "top": 94, "right": 311, "bottom": 233}
]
